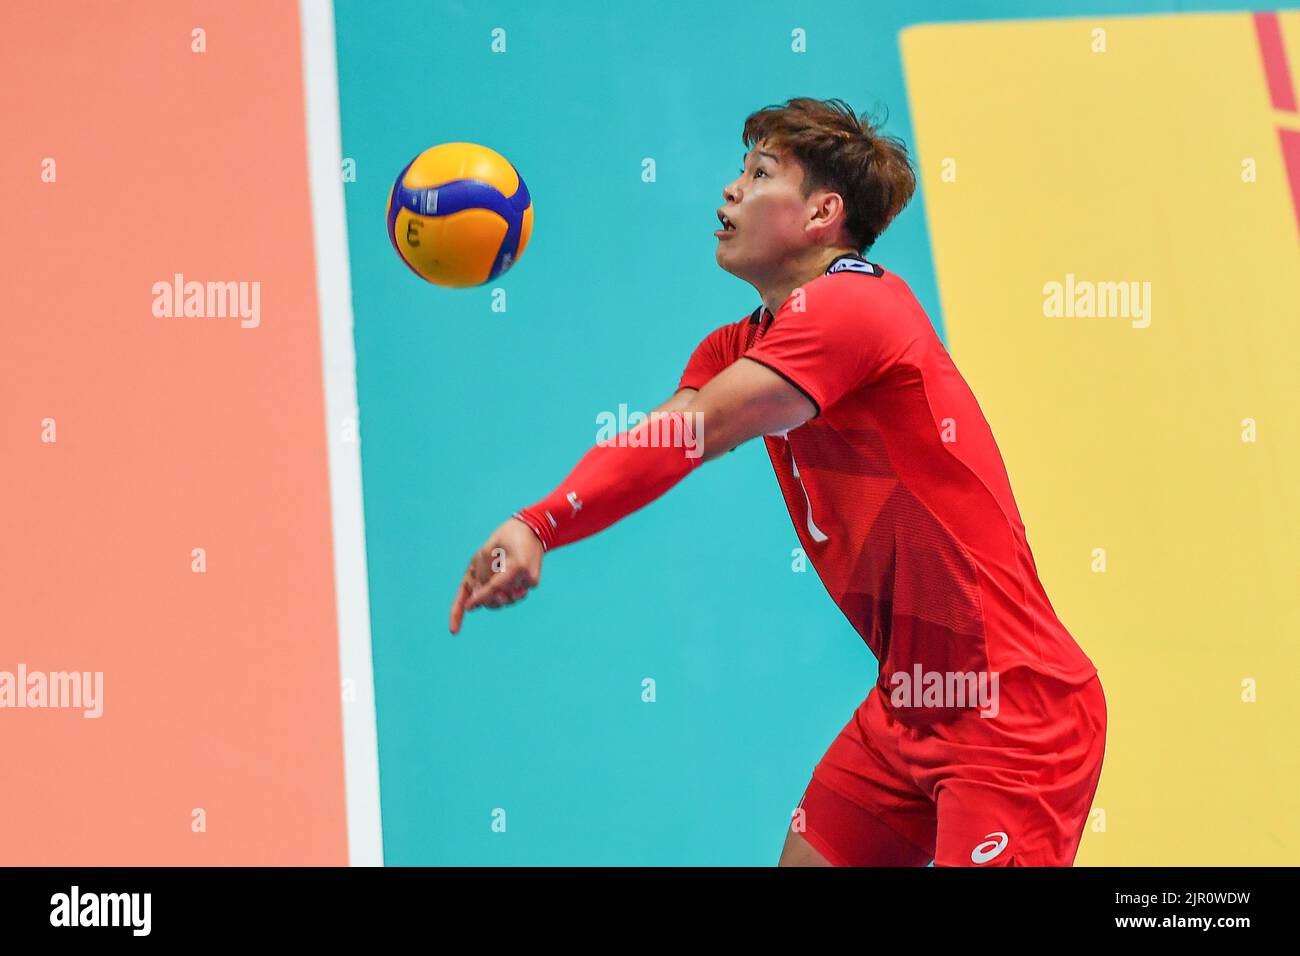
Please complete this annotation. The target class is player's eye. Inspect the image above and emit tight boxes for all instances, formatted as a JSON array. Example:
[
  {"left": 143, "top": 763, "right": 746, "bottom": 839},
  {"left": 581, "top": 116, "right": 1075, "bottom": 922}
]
[{"left": 753, "top": 167, "right": 767, "bottom": 178}]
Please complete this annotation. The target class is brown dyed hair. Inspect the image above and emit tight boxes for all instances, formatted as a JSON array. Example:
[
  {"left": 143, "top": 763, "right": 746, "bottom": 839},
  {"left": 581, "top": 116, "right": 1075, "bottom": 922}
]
[{"left": 742, "top": 97, "right": 916, "bottom": 252}]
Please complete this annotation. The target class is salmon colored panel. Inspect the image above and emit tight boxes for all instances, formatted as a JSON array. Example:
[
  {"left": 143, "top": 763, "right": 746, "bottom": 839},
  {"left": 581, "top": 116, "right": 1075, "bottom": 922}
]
[{"left": 0, "top": 0, "right": 347, "bottom": 864}]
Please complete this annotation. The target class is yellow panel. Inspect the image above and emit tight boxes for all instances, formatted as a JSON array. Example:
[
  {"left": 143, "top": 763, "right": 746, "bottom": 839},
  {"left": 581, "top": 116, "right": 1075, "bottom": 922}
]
[{"left": 902, "top": 12, "right": 1300, "bottom": 865}]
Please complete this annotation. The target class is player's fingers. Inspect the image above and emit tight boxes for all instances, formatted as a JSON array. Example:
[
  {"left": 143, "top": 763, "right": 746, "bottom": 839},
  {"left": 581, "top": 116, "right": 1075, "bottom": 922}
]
[
  {"left": 467, "top": 570, "right": 512, "bottom": 611},
  {"left": 487, "top": 583, "right": 528, "bottom": 607},
  {"left": 449, "top": 571, "right": 474, "bottom": 633},
  {"left": 495, "top": 571, "right": 533, "bottom": 603},
  {"left": 461, "top": 549, "right": 496, "bottom": 609},
  {"left": 505, "top": 582, "right": 532, "bottom": 604},
  {"left": 469, "top": 549, "right": 493, "bottom": 588},
  {"left": 466, "top": 545, "right": 541, "bottom": 612}
]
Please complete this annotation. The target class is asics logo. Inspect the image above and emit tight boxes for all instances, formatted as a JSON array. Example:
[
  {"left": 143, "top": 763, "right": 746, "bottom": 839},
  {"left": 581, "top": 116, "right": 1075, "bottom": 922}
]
[{"left": 970, "top": 831, "right": 1009, "bottom": 864}]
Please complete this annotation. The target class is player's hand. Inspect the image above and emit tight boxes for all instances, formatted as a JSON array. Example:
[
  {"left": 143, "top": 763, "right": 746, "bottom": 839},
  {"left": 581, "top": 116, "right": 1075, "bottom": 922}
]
[{"left": 449, "top": 517, "right": 544, "bottom": 634}]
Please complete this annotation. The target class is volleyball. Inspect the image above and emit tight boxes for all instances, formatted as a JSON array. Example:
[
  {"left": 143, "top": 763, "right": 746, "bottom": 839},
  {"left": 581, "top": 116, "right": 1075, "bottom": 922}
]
[{"left": 386, "top": 142, "right": 533, "bottom": 287}]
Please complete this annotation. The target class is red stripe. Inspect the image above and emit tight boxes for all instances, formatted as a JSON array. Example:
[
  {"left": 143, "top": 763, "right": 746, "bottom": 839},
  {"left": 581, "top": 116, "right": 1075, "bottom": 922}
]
[
  {"left": 1278, "top": 127, "right": 1300, "bottom": 241},
  {"left": 1254, "top": 12, "right": 1298, "bottom": 112}
]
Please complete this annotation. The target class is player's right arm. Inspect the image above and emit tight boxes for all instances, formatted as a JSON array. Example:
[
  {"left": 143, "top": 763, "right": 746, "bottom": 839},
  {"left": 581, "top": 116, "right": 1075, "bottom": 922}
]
[
  {"left": 650, "top": 387, "right": 698, "bottom": 414},
  {"left": 447, "top": 386, "right": 709, "bottom": 634},
  {"left": 447, "top": 325, "right": 732, "bottom": 634}
]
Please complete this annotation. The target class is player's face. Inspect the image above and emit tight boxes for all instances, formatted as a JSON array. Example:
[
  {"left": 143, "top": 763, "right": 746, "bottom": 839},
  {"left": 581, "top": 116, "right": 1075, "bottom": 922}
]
[{"left": 715, "top": 142, "right": 813, "bottom": 280}]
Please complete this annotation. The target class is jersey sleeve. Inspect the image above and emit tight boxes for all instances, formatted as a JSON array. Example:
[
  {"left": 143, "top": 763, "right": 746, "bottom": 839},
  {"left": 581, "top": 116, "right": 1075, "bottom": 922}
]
[
  {"left": 741, "top": 275, "right": 906, "bottom": 416},
  {"left": 677, "top": 321, "right": 737, "bottom": 392}
]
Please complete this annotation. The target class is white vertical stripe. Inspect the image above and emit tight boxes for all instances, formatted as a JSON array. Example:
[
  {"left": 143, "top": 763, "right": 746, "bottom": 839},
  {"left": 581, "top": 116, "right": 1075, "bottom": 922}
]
[{"left": 299, "top": 0, "right": 384, "bottom": 866}]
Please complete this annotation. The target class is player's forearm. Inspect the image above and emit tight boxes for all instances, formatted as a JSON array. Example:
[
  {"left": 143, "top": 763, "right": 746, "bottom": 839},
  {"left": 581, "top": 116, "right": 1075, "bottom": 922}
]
[{"left": 513, "top": 410, "right": 704, "bottom": 551}]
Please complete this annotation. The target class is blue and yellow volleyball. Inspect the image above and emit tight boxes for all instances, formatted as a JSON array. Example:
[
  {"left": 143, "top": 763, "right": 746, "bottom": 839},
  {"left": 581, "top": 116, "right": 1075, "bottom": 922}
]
[{"left": 386, "top": 142, "right": 533, "bottom": 287}]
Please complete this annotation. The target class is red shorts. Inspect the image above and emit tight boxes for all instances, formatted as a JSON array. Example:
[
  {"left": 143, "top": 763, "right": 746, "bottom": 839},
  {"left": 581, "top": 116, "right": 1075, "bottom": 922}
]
[{"left": 792, "top": 666, "right": 1107, "bottom": 866}]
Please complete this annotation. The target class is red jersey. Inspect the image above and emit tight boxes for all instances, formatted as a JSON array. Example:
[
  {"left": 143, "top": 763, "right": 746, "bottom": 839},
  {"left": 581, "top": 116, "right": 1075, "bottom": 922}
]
[{"left": 679, "top": 254, "right": 1096, "bottom": 715}]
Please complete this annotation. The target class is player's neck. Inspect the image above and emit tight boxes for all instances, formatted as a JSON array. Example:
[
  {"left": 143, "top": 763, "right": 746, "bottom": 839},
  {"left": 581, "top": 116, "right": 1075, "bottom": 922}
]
[{"left": 756, "top": 245, "right": 859, "bottom": 317}]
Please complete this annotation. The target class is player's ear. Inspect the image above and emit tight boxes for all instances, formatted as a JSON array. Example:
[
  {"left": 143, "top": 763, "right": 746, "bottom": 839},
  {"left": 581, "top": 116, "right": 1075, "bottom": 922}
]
[{"left": 807, "top": 190, "right": 845, "bottom": 233}]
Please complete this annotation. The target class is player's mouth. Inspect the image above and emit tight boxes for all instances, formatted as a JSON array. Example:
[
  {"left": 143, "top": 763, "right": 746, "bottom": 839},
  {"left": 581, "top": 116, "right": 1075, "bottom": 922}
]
[{"left": 715, "top": 209, "right": 738, "bottom": 239}]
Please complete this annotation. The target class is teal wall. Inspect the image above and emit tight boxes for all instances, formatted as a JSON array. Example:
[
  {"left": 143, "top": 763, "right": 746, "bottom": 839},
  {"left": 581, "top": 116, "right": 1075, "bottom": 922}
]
[{"left": 334, "top": 0, "right": 1261, "bottom": 865}]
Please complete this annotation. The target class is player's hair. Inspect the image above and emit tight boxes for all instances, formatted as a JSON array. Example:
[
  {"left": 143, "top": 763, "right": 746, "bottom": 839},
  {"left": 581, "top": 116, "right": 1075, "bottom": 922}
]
[{"left": 742, "top": 97, "right": 916, "bottom": 252}]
